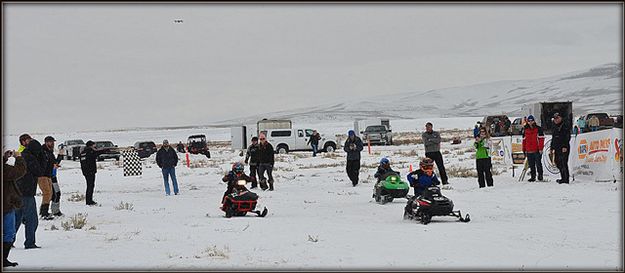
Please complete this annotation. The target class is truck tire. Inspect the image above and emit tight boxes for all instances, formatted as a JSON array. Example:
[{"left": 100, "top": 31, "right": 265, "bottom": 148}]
[
  {"left": 276, "top": 145, "right": 289, "bottom": 154},
  {"left": 324, "top": 142, "right": 336, "bottom": 153}
]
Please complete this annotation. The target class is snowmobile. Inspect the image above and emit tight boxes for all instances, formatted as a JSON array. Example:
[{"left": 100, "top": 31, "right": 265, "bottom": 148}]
[
  {"left": 372, "top": 173, "right": 410, "bottom": 204},
  {"left": 403, "top": 186, "right": 470, "bottom": 224},
  {"left": 221, "top": 179, "right": 268, "bottom": 218}
]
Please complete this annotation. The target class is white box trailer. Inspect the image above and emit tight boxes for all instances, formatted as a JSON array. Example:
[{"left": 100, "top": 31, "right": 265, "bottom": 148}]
[{"left": 353, "top": 118, "right": 391, "bottom": 137}]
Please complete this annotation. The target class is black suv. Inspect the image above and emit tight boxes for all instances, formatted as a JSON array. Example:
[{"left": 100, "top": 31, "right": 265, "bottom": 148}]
[
  {"left": 133, "top": 141, "right": 157, "bottom": 159},
  {"left": 94, "top": 141, "right": 120, "bottom": 161}
]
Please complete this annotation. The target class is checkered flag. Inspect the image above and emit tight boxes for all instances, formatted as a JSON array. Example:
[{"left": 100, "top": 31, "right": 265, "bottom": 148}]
[{"left": 121, "top": 149, "right": 142, "bottom": 177}]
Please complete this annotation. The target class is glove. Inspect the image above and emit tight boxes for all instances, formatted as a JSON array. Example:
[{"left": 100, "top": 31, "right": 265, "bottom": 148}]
[{"left": 244, "top": 159, "right": 248, "bottom": 164}]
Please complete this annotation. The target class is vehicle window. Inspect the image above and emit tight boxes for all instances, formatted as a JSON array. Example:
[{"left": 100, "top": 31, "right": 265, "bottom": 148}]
[
  {"left": 271, "top": 131, "right": 292, "bottom": 137},
  {"left": 67, "top": 140, "right": 84, "bottom": 145},
  {"left": 305, "top": 129, "right": 313, "bottom": 137},
  {"left": 298, "top": 130, "right": 304, "bottom": 137},
  {"left": 366, "top": 126, "right": 386, "bottom": 132}
]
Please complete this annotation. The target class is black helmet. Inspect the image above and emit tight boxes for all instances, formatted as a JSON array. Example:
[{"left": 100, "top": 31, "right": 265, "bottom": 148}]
[{"left": 419, "top": 157, "right": 434, "bottom": 168}]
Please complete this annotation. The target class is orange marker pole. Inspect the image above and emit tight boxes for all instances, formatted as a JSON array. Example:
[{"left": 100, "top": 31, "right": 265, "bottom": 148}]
[
  {"left": 367, "top": 138, "right": 371, "bottom": 155},
  {"left": 409, "top": 164, "right": 413, "bottom": 172},
  {"left": 186, "top": 153, "right": 190, "bottom": 168}
]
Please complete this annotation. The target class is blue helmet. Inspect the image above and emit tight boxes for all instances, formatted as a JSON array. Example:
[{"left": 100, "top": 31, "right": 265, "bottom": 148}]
[
  {"left": 379, "top": 157, "right": 390, "bottom": 165},
  {"left": 232, "top": 162, "right": 245, "bottom": 174},
  {"left": 348, "top": 130, "right": 355, "bottom": 136},
  {"left": 527, "top": 115, "right": 535, "bottom": 121}
]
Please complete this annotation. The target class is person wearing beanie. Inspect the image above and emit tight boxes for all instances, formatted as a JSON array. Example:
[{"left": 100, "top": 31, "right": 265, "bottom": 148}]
[
  {"left": 344, "top": 130, "right": 363, "bottom": 186},
  {"left": 522, "top": 115, "right": 545, "bottom": 182}
]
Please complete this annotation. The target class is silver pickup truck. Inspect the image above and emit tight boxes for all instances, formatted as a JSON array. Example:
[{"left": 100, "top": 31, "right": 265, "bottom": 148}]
[{"left": 59, "top": 139, "right": 86, "bottom": 161}]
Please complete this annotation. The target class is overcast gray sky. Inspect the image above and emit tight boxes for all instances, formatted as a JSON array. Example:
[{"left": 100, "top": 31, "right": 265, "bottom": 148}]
[{"left": 3, "top": 3, "right": 622, "bottom": 135}]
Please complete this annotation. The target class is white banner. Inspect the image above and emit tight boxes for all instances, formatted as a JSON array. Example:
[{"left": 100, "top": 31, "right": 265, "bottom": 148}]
[{"left": 492, "top": 128, "right": 623, "bottom": 182}]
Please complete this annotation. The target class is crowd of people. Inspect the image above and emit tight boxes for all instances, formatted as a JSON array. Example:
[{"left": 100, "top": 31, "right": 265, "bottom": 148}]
[{"left": 3, "top": 116, "right": 577, "bottom": 267}]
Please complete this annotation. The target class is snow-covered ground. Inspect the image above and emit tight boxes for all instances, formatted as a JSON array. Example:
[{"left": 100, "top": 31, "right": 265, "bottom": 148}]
[{"left": 5, "top": 125, "right": 622, "bottom": 271}]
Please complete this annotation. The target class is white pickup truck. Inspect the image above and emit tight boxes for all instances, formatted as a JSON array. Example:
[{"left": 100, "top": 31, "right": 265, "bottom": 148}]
[
  {"left": 265, "top": 128, "right": 338, "bottom": 154},
  {"left": 58, "top": 139, "right": 86, "bottom": 161}
]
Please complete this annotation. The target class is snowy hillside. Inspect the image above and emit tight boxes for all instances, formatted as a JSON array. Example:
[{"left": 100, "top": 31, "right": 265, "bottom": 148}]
[{"left": 218, "top": 63, "right": 622, "bottom": 125}]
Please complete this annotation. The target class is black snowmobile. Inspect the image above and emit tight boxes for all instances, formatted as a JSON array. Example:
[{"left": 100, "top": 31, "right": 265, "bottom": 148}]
[
  {"left": 221, "top": 180, "right": 268, "bottom": 218},
  {"left": 403, "top": 186, "right": 470, "bottom": 224}
]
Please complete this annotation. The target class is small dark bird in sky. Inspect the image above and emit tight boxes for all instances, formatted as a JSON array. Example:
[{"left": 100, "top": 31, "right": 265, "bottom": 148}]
[{"left": 174, "top": 19, "right": 184, "bottom": 24}]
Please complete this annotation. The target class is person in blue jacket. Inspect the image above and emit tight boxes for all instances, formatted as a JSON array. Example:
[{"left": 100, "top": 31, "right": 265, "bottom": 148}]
[
  {"left": 374, "top": 157, "right": 399, "bottom": 182},
  {"left": 406, "top": 157, "right": 440, "bottom": 196}
]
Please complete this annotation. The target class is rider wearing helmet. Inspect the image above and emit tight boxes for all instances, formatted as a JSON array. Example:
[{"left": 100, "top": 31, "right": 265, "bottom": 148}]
[
  {"left": 221, "top": 162, "right": 254, "bottom": 204},
  {"left": 406, "top": 157, "right": 440, "bottom": 196},
  {"left": 374, "top": 157, "right": 400, "bottom": 182}
]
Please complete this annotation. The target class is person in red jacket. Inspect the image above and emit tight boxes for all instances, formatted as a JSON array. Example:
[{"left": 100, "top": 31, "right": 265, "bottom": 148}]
[{"left": 522, "top": 115, "right": 545, "bottom": 181}]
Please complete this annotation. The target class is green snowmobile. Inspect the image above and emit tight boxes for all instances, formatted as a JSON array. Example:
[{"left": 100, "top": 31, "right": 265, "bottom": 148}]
[{"left": 372, "top": 173, "right": 410, "bottom": 204}]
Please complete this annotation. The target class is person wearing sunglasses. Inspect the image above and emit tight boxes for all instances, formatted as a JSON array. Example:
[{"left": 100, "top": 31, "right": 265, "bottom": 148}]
[
  {"left": 406, "top": 157, "right": 440, "bottom": 197},
  {"left": 475, "top": 128, "right": 494, "bottom": 188},
  {"left": 521, "top": 115, "right": 545, "bottom": 182}
]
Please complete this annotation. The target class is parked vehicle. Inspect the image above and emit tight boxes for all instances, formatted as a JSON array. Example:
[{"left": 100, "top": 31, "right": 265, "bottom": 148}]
[
  {"left": 510, "top": 117, "right": 524, "bottom": 135},
  {"left": 58, "top": 139, "right": 86, "bottom": 161},
  {"left": 481, "top": 115, "right": 509, "bottom": 137},
  {"left": 611, "top": 115, "right": 623, "bottom": 128},
  {"left": 361, "top": 125, "right": 393, "bottom": 145},
  {"left": 582, "top": 113, "right": 615, "bottom": 131},
  {"left": 187, "top": 134, "right": 211, "bottom": 158},
  {"left": 354, "top": 118, "right": 391, "bottom": 138},
  {"left": 133, "top": 141, "right": 157, "bottom": 159},
  {"left": 522, "top": 101, "right": 573, "bottom": 135},
  {"left": 257, "top": 119, "right": 292, "bottom": 135},
  {"left": 94, "top": 141, "right": 120, "bottom": 161},
  {"left": 265, "top": 128, "right": 338, "bottom": 154}
]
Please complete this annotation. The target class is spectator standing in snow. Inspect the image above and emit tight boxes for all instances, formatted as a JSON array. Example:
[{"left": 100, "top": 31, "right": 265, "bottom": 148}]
[
  {"left": 257, "top": 133, "right": 275, "bottom": 191},
  {"left": 4, "top": 150, "right": 26, "bottom": 267},
  {"left": 344, "top": 130, "right": 364, "bottom": 187},
  {"left": 17, "top": 134, "right": 31, "bottom": 153},
  {"left": 176, "top": 141, "right": 185, "bottom": 153},
  {"left": 15, "top": 139, "right": 44, "bottom": 249},
  {"left": 576, "top": 116, "right": 585, "bottom": 134},
  {"left": 39, "top": 136, "right": 57, "bottom": 220},
  {"left": 473, "top": 124, "right": 480, "bottom": 138},
  {"left": 156, "top": 140, "right": 180, "bottom": 196},
  {"left": 474, "top": 127, "right": 494, "bottom": 188},
  {"left": 551, "top": 112, "right": 571, "bottom": 184},
  {"left": 79, "top": 141, "right": 109, "bottom": 206},
  {"left": 244, "top": 136, "right": 260, "bottom": 189},
  {"left": 522, "top": 115, "right": 545, "bottom": 182},
  {"left": 421, "top": 122, "right": 449, "bottom": 185},
  {"left": 50, "top": 145, "right": 65, "bottom": 216},
  {"left": 307, "top": 130, "right": 321, "bottom": 157}
]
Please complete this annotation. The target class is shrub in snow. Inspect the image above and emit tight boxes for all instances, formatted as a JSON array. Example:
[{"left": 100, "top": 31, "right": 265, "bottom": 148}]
[
  {"left": 67, "top": 193, "right": 86, "bottom": 202},
  {"left": 114, "top": 201, "right": 134, "bottom": 211},
  {"left": 61, "top": 213, "right": 88, "bottom": 231},
  {"left": 196, "top": 245, "right": 230, "bottom": 259},
  {"left": 308, "top": 235, "right": 319, "bottom": 243}
]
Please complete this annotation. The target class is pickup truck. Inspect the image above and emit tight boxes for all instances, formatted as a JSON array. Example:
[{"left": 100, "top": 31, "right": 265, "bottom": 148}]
[
  {"left": 265, "top": 128, "right": 338, "bottom": 154},
  {"left": 94, "top": 141, "right": 121, "bottom": 161},
  {"left": 361, "top": 125, "right": 393, "bottom": 145},
  {"left": 583, "top": 113, "right": 614, "bottom": 131},
  {"left": 58, "top": 139, "right": 86, "bottom": 161}
]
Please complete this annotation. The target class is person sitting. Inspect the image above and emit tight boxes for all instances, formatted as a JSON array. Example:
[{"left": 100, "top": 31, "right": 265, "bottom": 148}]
[
  {"left": 406, "top": 157, "right": 440, "bottom": 197},
  {"left": 374, "top": 158, "right": 399, "bottom": 182},
  {"left": 221, "top": 162, "right": 254, "bottom": 207}
]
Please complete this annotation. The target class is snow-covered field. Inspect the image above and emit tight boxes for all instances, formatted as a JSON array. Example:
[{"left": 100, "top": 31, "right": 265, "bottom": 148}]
[{"left": 5, "top": 123, "right": 622, "bottom": 271}]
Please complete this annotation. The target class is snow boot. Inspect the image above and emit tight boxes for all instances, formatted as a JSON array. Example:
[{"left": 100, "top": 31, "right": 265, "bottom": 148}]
[
  {"left": 528, "top": 177, "right": 536, "bottom": 182},
  {"left": 39, "top": 204, "right": 54, "bottom": 220},
  {"left": 3, "top": 242, "right": 18, "bottom": 267},
  {"left": 268, "top": 180, "right": 274, "bottom": 191},
  {"left": 259, "top": 179, "right": 269, "bottom": 191},
  {"left": 538, "top": 175, "right": 543, "bottom": 182},
  {"left": 51, "top": 202, "right": 63, "bottom": 217}
]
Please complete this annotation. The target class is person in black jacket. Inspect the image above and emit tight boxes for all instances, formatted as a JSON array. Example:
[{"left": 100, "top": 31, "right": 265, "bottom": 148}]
[
  {"left": 38, "top": 136, "right": 56, "bottom": 219},
  {"left": 156, "top": 140, "right": 180, "bottom": 196},
  {"left": 244, "top": 137, "right": 260, "bottom": 189},
  {"left": 4, "top": 150, "right": 26, "bottom": 267},
  {"left": 80, "top": 140, "right": 109, "bottom": 205},
  {"left": 344, "top": 130, "right": 364, "bottom": 187},
  {"left": 307, "top": 130, "right": 322, "bottom": 157},
  {"left": 550, "top": 112, "right": 572, "bottom": 184},
  {"left": 15, "top": 139, "right": 44, "bottom": 249},
  {"left": 257, "top": 134, "right": 275, "bottom": 191},
  {"left": 176, "top": 141, "right": 185, "bottom": 153}
]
